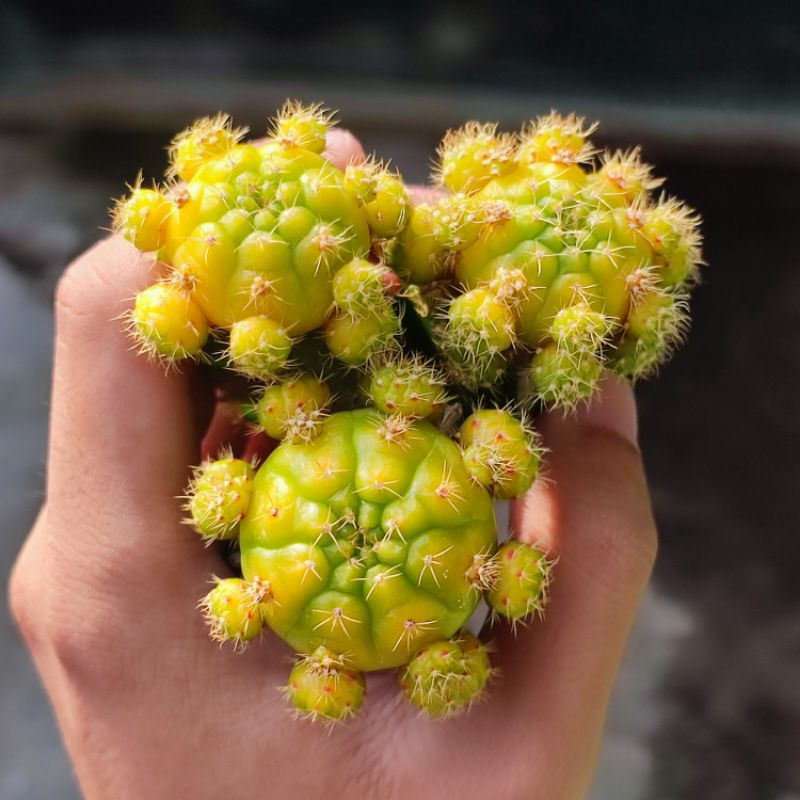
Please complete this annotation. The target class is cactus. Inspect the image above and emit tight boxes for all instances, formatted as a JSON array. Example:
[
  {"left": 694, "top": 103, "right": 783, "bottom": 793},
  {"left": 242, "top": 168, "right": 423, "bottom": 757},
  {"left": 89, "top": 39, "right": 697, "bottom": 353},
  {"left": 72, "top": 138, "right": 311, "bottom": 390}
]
[
  {"left": 395, "top": 112, "right": 703, "bottom": 408},
  {"left": 113, "top": 104, "right": 703, "bottom": 721},
  {"left": 127, "top": 282, "right": 209, "bottom": 362},
  {"left": 227, "top": 316, "right": 293, "bottom": 380},
  {"left": 186, "top": 404, "right": 550, "bottom": 719},
  {"left": 459, "top": 409, "right": 542, "bottom": 500},
  {"left": 199, "top": 576, "right": 275, "bottom": 650},
  {"left": 239, "top": 408, "right": 497, "bottom": 672},
  {"left": 400, "top": 632, "right": 493, "bottom": 716},
  {"left": 367, "top": 356, "right": 448, "bottom": 420},
  {"left": 186, "top": 455, "right": 255, "bottom": 542},
  {"left": 113, "top": 102, "right": 410, "bottom": 371},
  {"left": 254, "top": 374, "right": 331, "bottom": 443},
  {"left": 486, "top": 542, "right": 552, "bottom": 626},
  {"left": 286, "top": 647, "right": 366, "bottom": 722}
]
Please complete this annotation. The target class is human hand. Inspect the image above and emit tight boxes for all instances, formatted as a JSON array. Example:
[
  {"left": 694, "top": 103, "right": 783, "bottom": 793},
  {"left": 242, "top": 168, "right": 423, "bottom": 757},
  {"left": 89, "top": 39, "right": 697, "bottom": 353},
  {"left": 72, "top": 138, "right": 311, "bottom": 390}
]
[{"left": 9, "top": 128, "right": 657, "bottom": 800}]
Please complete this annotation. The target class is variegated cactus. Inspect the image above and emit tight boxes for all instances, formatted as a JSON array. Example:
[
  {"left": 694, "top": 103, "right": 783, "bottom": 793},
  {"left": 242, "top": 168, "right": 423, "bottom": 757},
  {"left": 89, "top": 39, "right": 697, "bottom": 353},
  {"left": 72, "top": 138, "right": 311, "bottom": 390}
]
[{"left": 112, "top": 103, "right": 702, "bottom": 721}]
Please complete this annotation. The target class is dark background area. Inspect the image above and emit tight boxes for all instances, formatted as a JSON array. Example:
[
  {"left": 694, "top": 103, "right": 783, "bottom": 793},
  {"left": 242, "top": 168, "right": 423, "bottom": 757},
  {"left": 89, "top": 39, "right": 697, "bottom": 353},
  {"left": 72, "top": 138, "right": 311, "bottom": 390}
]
[{"left": 1, "top": 2, "right": 798, "bottom": 798}]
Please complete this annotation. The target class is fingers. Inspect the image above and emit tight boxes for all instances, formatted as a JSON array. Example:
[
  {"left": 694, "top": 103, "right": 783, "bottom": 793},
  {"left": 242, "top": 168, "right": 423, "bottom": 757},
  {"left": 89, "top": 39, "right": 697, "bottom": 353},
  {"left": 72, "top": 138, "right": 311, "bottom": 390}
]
[
  {"left": 323, "top": 128, "right": 365, "bottom": 170},
  {"left": 201, "top": 398, "right": 249, "bottom": 460},
  {"left": 508, "top": 375, "right": 640, "bottom": 554},
  {"left": 407, "top": 185, "right": 445, "bottom": 206},
  {"left": 42, "top": 127, "right": 364, "bottom": 567},
  {"left": 46, "top": 237, "right": 210, "bottom": 556},
  {"left": 496, "top": 376, "right": 656, "bottom": 751}
]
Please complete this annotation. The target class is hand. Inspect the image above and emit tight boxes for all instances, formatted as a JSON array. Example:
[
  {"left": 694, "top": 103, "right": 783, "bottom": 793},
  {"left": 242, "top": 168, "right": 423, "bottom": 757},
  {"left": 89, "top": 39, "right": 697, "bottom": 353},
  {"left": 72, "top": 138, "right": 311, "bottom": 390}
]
[{"left": 9, "top": 129, "right": 657, "bottom": 800}]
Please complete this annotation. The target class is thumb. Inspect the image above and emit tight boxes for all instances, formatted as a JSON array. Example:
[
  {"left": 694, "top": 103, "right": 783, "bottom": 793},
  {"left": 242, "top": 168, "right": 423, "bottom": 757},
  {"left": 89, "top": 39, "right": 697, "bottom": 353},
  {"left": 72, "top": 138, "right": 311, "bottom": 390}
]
[{"left": 496, "top": 375, "right": 657, "bottom": 756}]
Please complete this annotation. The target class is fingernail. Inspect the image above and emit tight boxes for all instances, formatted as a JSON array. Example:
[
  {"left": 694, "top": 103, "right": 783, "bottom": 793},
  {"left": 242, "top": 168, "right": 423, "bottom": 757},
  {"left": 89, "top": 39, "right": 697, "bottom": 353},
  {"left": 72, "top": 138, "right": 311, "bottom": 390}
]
[{"left": 574, "top": 374, "right": 639, "bottom": 447}]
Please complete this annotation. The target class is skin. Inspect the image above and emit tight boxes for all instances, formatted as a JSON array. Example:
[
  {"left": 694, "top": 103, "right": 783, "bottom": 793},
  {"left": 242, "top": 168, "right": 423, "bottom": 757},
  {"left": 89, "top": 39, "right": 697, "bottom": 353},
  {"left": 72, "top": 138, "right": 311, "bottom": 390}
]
[{"left": 8, "top": 129, "right": 657, "bottom": 800}]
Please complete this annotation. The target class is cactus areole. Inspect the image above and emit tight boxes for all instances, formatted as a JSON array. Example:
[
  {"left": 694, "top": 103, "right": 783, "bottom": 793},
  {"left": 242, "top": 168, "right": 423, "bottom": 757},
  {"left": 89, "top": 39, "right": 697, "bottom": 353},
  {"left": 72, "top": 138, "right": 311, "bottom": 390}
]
[{"left": 112, "top": 102, "right": 702, "bottom": 720}]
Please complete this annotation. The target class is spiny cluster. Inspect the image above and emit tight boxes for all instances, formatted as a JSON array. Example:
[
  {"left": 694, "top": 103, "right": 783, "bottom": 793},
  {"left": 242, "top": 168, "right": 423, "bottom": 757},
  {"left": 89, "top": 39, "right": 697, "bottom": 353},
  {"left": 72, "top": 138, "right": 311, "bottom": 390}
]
[
  {"left": 254, "top": 374, "right": 331, "bottom": 443},
  {"left": 488, "top": 542, "right": 554, "bottom": 630},
  {"left": 114, "top": 104, "right": 703, "bottom": 723},
  {"left": 112, "top": 102, "right": 409, "bottom": 380},
  {"left": 400, "top": 632, "right": 494, "bottom": 716},
  {"left": 325, "top": 257, "right": 402, "bottom": 367},
  {"left": 187, "top": 400, "right": 546, "bottom": 718},
  {"left": 185, "top": 452, "right": 255, "bottom": 542},
  {"left": 286, "top": 646, "right": 366, "bottom": 723},
  {"left": 199, "top": 575, "right": 276, "bottom": 651},
  {"left": 395, "top": 111, "right": 702, "bottom": 408}
]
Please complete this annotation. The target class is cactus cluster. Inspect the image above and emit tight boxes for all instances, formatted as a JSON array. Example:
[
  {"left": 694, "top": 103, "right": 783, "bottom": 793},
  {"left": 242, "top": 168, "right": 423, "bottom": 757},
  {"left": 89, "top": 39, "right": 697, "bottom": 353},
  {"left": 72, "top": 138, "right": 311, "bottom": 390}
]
[
  {"left": 112, "top": 102, "right": 702, "bottom": 721},
  {"left": 114, "top": 102, "right": 409, "bottom": 376},
  {"left": 395, "top": 113, "right": 702, "bottom": 407}
]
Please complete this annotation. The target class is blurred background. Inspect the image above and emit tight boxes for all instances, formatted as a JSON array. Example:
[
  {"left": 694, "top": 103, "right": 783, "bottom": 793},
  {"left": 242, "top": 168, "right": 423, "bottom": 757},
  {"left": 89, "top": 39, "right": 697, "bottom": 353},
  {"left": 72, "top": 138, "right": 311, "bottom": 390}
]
[{"left": 1, "top": 1, "right": 798, "bottom": 798}]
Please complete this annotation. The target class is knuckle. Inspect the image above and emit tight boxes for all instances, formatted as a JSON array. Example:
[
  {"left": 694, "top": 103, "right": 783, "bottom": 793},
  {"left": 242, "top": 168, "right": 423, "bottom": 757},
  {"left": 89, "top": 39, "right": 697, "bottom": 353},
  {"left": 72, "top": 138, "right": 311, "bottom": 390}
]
[
  {"left": 43, "top": 571, "right": 117, "bottom": 679},
  {"left": 9, "top": 527, "right": 114, "bottom": 678},
  {"left": 46, "top": 613, "right": 108, "bottom": 679},
  {"left": 54, "top": 237, "right": 144, "bottom": 337},
  {"left": 53, "top": 263, "right": 89, "bottom": 328},
  {"left": 565, "top": 427, "right": 659, "bottom": 581},
  {"left": 54, "top": 247, "right": 106, "bottom": 331},
  {"left": 8, "top": 555, "right": 38, "bottom": 650}
]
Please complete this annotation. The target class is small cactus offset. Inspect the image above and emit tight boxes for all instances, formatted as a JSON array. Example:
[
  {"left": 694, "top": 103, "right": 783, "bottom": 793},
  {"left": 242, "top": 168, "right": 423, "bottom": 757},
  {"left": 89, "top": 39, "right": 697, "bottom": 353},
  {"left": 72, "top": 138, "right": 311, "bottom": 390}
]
[{"left": 112, "top": 102, "right": 703, "bottom": 722}]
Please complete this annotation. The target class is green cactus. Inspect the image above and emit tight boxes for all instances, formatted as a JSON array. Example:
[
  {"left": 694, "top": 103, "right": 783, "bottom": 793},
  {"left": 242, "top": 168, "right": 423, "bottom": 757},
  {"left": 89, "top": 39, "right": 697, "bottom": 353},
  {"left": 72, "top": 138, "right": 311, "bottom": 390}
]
[
  {"left": 199, "top": 576, "right": 275, "bottom": 650},
  {"left": 459, "top": 409, "right": 542, "bottom": 500},
  {"left": 115, "top": 104, "right": 704, "bottom": 721},
  {"left": 394, "top": 112, "right": 703, "bottom": 408},
  {"left": 238, "top": 408, "right": 497, "bottom": 671},
  {"left": 225, "top": 316, "right": 293, "bottom": 379},
  {"left": 186, "top": 455, "right": 255, "bottom": 542},
  {"left": 286, "top": 646, "right": 366, "bottom": 722},
  {"left": 254, "top": 374, "right": 331, "bottom": 443},
  {"left": 400, "top": 632, "right": 493, "bottom": 716},
  {"left": 127, "top": 282, "right": 209, "bottom": 362},
  {"left": 185, "top": 406, "right": 553, "bottom": 719},
  {"left": 112, "top": 102, "right": 410, "bottom": 369},
  {"left": 367, "top": 356, "right": 448, "bottom": 420},
  {"left": 487, "top": 542, "right": 552, "bottom": 626},
  {"left": 323, "top": 300, "right": 400, "bottom": 367}
]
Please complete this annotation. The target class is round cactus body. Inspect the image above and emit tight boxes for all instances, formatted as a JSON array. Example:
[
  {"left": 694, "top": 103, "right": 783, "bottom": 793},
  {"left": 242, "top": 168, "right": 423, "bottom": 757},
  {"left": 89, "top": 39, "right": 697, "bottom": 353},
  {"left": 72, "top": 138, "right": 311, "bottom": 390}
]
[
  {"left": 487, "top": 541, "right": 552, "bottom": 623},
  {"left": 228, "top": 316, "right": 293, "bottom": 379},
  {"left": 286, "top": 647, "right": 366, "bottom": 722},
  {"left": 199, "top": 576, "right": 274, "bottom": 649},
  {"left": 255, "top": 374, "right": 331, "bottom": 443},
  {"left": 238, "top": 408, "right": 498, "bottom": 671},
  {"left": 400, "top": 632, "right": 493, "bottom": 716},
  {"left": 130, "top": 282, "right": 209, "bottom": 361},
  {"left": 113, "top": 103, "right": 410, "bottom": 367},
  {"left": 367, "top": 357, "right": 448, "bottom": 420},
  {"left": 460, "top": 409, "right": 542, "bottom": 500},
  {"left": 395, "top": 113, "right": 702, "bottom": 407},
  {"left": 187, "top": 456, "right": 255, "bottom": 542}
]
